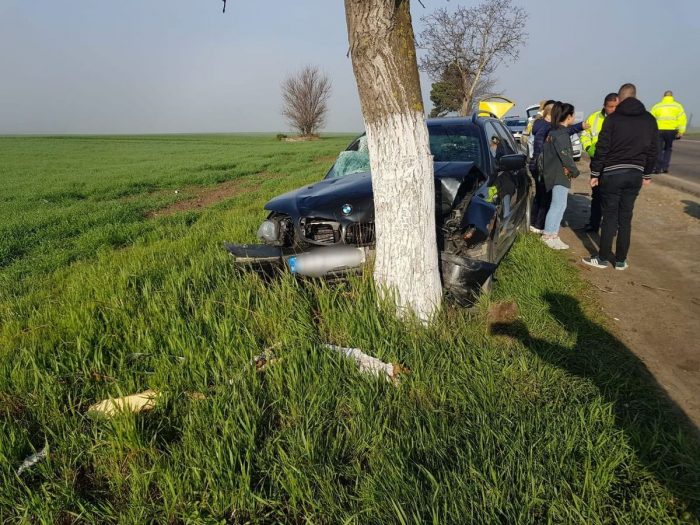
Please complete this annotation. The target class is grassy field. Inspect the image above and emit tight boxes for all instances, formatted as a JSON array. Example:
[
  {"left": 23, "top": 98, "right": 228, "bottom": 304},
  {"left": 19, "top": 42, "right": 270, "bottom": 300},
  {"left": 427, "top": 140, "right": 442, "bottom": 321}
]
[{"left": 1, "top": 135, "right": 699, "bottom": 524}]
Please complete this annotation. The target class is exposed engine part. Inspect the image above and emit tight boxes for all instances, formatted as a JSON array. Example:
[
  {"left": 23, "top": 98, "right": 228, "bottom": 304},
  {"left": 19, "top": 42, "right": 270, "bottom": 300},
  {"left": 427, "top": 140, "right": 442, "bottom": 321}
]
[
  {"left": 301, "top": 219, "right": 341, "bottom": 245},
  {"left": 288, "top": 246, "right": 367, "bottom": 277}
]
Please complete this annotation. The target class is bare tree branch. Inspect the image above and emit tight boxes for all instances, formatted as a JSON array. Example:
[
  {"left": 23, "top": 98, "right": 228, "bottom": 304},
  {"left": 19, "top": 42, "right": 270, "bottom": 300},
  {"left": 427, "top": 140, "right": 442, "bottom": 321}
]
[
  {"left": 281, "top": 65, "right": 332, "bottom": 137},
  {"left": 418, "top": 0, "right": 528, "bottom": 116}
]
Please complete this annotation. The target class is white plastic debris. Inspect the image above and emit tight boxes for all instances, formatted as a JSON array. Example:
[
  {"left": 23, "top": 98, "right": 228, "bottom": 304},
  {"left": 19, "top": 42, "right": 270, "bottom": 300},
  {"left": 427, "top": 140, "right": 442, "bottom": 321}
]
[
  {"left": 323, "top": 344, "right": 402, "bottom": 383},
  {"left": 17, "top": 445, "right": 48, "bottom": 475},
  {"left": 88, "top": 389, "right": 161, "bottom": 417}
]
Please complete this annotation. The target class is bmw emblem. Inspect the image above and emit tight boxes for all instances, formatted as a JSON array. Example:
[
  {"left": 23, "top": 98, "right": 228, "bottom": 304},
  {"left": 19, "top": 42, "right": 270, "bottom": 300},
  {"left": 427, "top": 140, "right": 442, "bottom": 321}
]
[{"left": 341, "top": 203, "right": 353, "bottom": 216}]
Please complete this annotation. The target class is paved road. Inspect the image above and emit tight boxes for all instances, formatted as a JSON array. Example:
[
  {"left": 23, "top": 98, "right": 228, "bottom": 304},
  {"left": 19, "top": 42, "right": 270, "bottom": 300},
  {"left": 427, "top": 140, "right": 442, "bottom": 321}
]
[{"left": 662, "top": 138, "right": 700, "bottom": 183}]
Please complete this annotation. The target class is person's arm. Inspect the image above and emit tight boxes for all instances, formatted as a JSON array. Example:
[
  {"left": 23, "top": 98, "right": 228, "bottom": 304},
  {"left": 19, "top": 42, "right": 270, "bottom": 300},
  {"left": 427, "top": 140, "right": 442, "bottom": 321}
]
[
  {"left": 580, "top": 114, "right": 594, "bottom": 152},
  {"left": 568, "top": 121, "right": 586, "bottom": 135},
  {"left": 643, "top": 117, "right": 659, "bottom": 180},
  {"left": 554, "top": 132, "right": 580, "bottom": 178},
  {"left": 678, "top": 104, "right": 687, "bottom": 135},
  {"left": 590, "top": 116, "right": 612, "bottom": 179}
]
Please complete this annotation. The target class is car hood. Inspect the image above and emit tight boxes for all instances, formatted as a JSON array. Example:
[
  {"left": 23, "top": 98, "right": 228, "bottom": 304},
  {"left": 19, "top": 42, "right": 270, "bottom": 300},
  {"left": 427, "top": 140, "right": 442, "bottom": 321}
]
[{"left": 264, "top": 161, "right": 482, "bottom": 223}]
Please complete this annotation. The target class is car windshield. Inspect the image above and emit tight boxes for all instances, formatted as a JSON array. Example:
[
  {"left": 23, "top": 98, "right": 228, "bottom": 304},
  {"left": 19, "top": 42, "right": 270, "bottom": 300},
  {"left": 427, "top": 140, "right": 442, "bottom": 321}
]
[
  {"left": 326, "top": 124, "right": 483, "bottom": 179},
  {"left": 427, "top": 124, "right": 483, "bottom": 169}
]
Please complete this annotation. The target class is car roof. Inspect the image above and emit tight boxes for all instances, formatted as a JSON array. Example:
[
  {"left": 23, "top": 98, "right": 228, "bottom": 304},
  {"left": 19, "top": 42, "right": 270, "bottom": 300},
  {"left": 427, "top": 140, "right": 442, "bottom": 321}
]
[{"left": 425, "top": 116, "right": 495, "bottom": 127}]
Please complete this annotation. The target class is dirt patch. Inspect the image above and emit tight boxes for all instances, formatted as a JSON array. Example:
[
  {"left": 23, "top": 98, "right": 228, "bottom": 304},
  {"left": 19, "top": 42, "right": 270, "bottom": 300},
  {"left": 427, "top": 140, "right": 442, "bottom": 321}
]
[
  {"left": 283, "top": 135, "right": 321, "bottom": 143},
  {"left": 487, "top": 301, "right": 521, "bottom": 339},
  {"left": 488, "top": 301, "right": 520, "bottom": 325},
  {"left": 147, "top": 172, "right": 279, "bottom": 218}
]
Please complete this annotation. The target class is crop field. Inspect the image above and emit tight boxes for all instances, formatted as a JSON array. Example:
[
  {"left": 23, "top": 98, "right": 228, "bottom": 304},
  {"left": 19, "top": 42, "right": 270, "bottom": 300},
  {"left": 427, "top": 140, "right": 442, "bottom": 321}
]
[{"left": 1, "top": 135, "right": 699, "bottom": 523}]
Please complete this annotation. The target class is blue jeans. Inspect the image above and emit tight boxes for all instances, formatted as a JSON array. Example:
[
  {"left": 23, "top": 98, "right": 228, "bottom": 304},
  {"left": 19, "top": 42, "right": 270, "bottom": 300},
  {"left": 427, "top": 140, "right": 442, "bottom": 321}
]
[{"left": 544, "top": 185, "right": 569, "bottom": 235}]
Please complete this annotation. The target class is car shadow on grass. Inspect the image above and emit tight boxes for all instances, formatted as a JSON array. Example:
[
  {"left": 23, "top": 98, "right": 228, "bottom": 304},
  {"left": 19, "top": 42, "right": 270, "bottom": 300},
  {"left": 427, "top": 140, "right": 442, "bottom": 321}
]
[{"left": 490, "top": 292, "right": 700, "bottom": 518}]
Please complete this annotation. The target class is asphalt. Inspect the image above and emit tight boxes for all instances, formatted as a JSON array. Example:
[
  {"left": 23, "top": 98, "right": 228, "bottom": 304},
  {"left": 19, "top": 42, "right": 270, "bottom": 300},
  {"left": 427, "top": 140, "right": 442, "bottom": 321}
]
[
  {"left": 663, "top": 139, "right": 699, "bottom": 183},
  {"left": 653, "top": 139, "right": 700, "bottom": 197}
]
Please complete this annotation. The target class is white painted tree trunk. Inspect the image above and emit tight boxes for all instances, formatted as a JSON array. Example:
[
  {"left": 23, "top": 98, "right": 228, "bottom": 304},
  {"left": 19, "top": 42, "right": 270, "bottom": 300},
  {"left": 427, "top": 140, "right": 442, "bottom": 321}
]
[
  {"left": 345, "top": 0, "right": 442, "bottom": 323},
  {"left": 365, "top": 114, "right": 441, "bottom": 322}
]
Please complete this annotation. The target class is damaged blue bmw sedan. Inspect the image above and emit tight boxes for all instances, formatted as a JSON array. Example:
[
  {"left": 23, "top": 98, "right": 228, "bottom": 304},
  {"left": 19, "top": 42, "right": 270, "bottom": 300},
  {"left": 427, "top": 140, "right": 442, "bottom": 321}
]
[{"left": 226, "top": 113, "right": 532, "bottom": 304}]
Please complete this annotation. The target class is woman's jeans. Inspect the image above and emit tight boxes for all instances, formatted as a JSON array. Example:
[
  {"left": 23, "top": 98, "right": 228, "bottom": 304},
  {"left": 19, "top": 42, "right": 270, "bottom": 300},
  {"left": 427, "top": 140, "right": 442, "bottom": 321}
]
[{"left": 544, "top": 185, "right": 569, "bottom": 235}]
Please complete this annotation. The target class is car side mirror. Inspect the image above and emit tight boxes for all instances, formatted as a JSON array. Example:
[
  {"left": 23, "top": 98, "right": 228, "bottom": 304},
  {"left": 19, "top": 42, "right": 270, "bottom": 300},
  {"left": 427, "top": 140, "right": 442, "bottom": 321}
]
[{"left": 498, "top": 153, "right": 527, "bottom": 171}]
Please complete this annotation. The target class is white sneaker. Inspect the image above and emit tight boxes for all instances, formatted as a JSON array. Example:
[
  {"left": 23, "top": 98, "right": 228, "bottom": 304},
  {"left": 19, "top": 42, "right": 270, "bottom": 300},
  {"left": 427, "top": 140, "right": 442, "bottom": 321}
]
[
  {"left": 542, "top": 235, "right": 569, "bottom": 250},
  {"left": 529, "top": 225, "right": 543, "bottom": 234},
  {"left": 582, "top": 256, "right": 610, "bottom": 269}
]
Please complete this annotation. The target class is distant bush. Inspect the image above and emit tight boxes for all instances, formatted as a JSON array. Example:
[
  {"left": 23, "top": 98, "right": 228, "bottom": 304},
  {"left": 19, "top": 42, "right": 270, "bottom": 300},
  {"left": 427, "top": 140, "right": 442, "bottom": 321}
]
[{"left": 276, "top": 133, "right": 288, "bottom": 141}]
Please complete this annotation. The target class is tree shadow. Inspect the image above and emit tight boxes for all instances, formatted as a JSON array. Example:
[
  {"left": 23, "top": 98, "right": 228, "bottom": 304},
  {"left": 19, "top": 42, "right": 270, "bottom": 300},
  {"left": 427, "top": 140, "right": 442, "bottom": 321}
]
[
  {"left": 682, "top": 199, "right": 700, "bottom": 220},
  {"left": 490, "top": 292, "right": 700, "bottom": 516}
]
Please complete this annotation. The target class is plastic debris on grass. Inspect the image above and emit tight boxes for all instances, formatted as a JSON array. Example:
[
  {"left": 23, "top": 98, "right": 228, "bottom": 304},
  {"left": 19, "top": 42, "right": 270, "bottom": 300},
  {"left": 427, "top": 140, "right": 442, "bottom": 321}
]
[
  {"left": 88, "top": 348, "right": 280, "bottom": 418},
  {"left": 323, "top": 344, "right": 407, "bottom": 384},
  {"left": 88, "top": 389, "right": 161, "bottom": 417},
  {"left": 17, "top": 445, "right": 48, "bottom": 476}
]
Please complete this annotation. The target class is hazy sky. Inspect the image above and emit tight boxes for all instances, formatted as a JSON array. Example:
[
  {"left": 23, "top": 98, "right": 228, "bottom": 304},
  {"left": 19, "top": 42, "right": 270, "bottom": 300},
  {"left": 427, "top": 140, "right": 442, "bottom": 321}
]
[{"left": 1, "top": 1, "right": 697, "bottom": 134}]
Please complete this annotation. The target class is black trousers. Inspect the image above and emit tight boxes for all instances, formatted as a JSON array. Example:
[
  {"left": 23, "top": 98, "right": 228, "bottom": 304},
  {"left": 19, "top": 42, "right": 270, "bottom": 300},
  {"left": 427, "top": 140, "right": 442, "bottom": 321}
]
[
  {"left": 531, "top": 177, "right": 552, "bottom": 230},
  {"left": 657, "top": 130, "right": 677, "bottom": 171},
  {"left": 589, "top": 184, "right": 601, "bottom": 230},
  {"left": 599, "top": 169, "right": 643, "bottom": 263}
]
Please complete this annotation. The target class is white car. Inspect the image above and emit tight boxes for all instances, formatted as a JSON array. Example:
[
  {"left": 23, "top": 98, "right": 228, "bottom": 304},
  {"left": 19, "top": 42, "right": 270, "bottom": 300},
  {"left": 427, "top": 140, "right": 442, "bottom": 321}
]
[{"left": 523, "top": 103, "right": 582, "bottom": 161}]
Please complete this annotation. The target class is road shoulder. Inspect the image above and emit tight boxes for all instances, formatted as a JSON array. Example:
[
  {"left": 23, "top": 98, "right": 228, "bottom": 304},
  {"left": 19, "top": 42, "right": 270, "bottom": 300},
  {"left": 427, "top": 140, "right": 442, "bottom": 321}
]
[{"left": 558, "top": 171, "right": 700, "bottom": 428}]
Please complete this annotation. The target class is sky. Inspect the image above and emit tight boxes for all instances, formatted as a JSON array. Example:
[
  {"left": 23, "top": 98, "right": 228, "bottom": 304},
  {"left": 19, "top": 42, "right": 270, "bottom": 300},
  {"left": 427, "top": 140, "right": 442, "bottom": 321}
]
[{"left": 0, "top": 0, "right": 698, "bottom": 134}]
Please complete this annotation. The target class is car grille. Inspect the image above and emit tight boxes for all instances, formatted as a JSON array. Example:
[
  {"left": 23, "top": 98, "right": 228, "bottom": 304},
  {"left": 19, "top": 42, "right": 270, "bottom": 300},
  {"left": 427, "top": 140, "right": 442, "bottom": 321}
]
[{"left": 345, "top": 222, "right": 375, "bottom": 245}]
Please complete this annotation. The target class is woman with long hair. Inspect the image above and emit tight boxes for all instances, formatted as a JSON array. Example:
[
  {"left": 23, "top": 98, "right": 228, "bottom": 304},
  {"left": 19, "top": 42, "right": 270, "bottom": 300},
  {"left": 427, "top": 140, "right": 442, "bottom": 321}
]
[{"left": 540, "top": 102, "right": 580, "bottom": 250}]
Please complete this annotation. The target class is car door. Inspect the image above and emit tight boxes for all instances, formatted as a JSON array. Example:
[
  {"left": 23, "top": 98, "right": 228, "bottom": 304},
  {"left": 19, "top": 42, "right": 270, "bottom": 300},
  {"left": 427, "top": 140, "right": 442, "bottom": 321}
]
[{"left": 484, "top": 120, "right": 526, "bottom": 261}]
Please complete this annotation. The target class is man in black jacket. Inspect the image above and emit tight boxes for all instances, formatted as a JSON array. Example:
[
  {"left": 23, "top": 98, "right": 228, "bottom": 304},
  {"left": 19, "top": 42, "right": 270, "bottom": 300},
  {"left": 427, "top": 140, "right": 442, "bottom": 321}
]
[{"left": 582, "top": 83, "right": 658, "bottom": 270}]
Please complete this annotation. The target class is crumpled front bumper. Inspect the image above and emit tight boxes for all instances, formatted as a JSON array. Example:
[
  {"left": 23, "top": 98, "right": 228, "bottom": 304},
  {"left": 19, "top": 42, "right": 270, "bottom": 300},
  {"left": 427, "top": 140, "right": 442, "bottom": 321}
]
[{"left": 225, "top": 242, "right": 497, "bottom": 302}]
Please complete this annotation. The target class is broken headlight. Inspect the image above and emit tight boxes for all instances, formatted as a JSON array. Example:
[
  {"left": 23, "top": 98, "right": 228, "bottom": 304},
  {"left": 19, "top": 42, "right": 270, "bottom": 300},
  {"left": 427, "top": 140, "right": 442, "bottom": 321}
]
[{"left": 257, "top": 219, "right": 279, "bottom": 243}]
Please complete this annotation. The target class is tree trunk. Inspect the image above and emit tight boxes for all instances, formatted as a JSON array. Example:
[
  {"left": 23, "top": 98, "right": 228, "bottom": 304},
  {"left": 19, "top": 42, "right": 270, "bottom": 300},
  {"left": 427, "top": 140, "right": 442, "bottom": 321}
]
[
  {"left": 345, "top": 0, "right": 441, "bottom": 323},
  {"left": 459, "top": 69, "right": 471, "bottom": 117}
]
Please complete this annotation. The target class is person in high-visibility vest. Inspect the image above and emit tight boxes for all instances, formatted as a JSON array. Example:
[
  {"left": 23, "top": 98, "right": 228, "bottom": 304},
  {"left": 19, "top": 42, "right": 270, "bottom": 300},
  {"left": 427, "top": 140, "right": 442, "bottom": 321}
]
[
  {"left": 651, "top": 90, "right": 687, "bottom": 173},
  {"left": 580, "top": 93, "right": 619, "bottom": 232}
]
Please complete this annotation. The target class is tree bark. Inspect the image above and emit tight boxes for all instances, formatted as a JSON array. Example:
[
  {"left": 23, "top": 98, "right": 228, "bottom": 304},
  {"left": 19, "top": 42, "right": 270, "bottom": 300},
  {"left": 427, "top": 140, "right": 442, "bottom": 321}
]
[{"left": 344, "top": 0, "right": 441, "bottom": 323}]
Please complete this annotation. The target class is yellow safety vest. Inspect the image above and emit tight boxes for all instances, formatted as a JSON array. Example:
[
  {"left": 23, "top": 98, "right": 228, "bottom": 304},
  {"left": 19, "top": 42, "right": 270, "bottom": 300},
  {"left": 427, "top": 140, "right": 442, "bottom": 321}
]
[
  {"left": 651, "top": 96, "right": 687, "bottom": 133},
  {"left": 581, "top": 111, "right": 605, "bottom": 157}
]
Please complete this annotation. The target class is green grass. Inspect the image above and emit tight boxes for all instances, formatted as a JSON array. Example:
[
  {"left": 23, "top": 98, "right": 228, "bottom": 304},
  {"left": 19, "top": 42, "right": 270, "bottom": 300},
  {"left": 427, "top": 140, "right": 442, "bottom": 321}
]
[{"left": 1, "top": 135, "right": 699, "bottom": 524}]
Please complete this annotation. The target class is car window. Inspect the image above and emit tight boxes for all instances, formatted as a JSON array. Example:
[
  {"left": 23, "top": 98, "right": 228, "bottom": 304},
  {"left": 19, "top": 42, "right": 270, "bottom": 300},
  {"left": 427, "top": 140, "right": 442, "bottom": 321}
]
[
  {"left": 484, "top": 121, "right": 510, "bottom": 159},
  {"left": 326, "top": 124, "right": 484, "bottom": 179},
  {"left": 326, "top": 135, "right": 370, "bottom": 178},
  {"left": 505, "top": 119, "right": 527, "bottom": 128},
  {"left": 495, "top": 122, "right": 518, "bottom": 154},
  {"left": 427, "top": 124, "right": 483, "bottom": 170}
]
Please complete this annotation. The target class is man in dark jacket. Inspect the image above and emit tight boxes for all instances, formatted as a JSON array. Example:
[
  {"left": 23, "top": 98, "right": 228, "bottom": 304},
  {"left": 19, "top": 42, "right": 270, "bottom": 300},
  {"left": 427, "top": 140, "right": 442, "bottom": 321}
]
[{"left": 582, "top": 83, "right": 658, "bottom": 270}]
